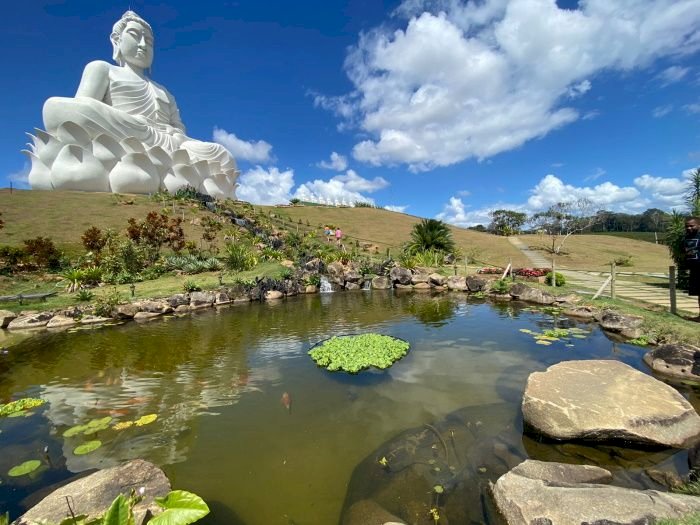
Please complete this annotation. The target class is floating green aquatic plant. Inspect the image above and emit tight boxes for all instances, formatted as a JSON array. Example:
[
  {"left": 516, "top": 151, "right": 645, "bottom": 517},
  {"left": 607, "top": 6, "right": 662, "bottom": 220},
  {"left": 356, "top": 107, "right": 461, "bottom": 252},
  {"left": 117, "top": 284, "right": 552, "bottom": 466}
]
[
  {"left": 0, "top": 398, "right": 45, "bottom": 417},
  {"left": 63, "top": 416, "right": 113, "bottom": 437},
  {"left": 73, "top": 440, "right": 102, "bottom": 455},
  {"left": 8, "top": 460, "right": 41, "bottom": 477},
  {"left": 519, "top": 326, "right": 591, "bottom": 347},
  {"left": 135, "top": 414, "right": 158, "bottom": 426},
  {"left": 309, "top": 334, "right": 410, "bottom": 373}
]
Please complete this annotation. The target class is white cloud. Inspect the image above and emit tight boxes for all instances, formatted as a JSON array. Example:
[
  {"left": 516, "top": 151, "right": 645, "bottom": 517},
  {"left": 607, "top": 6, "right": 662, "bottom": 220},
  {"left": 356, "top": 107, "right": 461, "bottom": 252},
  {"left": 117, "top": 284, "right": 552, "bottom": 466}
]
[
  {"left": 437, "top": 168, "right": 697, "bottom": 227},
  {"left": 213, "top": 127, "right": 274, "bottom": 163},
  {"left": 684, "top": 102, "right": 700, "bottom": 114},
  {"left": 293, "top": 169, "right": 387, "bottom": 205},
  {"left": 657, "top": 65, "right": 690, "bottom": 86},
  {"left": 584, "top": 167, "right": 606, "bottom": 182},
  {"left": 385, "top": 204, "right": 409, "bottom": 213},
  {"left": 317, "top": 0, "right": 700, "bottom": 171},
  {"left": 8, "top": 162, "right": 30, "bottom": 188},
  {"left": 236, "top": 166, "right": 294, "bottom": 205},
  {"left": 317, "top": 152, "right": 348, "bottom": 171},
  {"left": 652, "top": 105, "right": 673, "bottom": 118}
]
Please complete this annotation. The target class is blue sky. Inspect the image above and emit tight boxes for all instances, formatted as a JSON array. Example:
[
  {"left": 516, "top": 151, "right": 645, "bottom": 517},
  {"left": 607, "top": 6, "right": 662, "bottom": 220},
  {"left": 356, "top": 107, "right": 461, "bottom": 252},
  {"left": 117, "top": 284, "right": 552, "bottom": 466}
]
[{"left": 3, "top": 0, "right": 700, "bottom": 226}]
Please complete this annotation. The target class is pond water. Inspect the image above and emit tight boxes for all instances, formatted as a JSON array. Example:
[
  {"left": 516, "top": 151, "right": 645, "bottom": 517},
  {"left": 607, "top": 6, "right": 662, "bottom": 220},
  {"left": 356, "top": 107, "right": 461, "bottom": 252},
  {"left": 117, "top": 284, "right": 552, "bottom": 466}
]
[{"left": 0, "top": 291, "right": 696, "bottom": 524}]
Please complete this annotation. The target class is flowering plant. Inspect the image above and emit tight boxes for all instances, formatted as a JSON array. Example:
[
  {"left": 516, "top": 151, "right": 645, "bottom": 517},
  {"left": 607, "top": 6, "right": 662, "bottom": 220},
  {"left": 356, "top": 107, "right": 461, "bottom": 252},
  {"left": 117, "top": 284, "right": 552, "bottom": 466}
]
[
  {"left": 477, "top": 267, "right": 504, "bottom": 275},
  {"left": 514, "top": 267, "right": 548, "bottom": 277}
]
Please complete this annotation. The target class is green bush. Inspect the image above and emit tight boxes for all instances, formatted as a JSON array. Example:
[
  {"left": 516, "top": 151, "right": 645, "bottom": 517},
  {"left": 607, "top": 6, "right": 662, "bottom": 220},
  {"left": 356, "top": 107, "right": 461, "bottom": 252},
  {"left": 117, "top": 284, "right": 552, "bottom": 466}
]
[
  {"left": 305, "top": 274, "right": 321, "bottom": 287},
  {"left": 183, "top": 280, "right": 202, "bottom": 292},
  {"left": 93, "top": 288, "right": 122, "bottom": 317},
  {"left": 75, "top": 289, "right": 94, "bottom": 302},
  {"left": 490, "top": 279, "right": 511, "bottom": 294},
  {"left": 23, "top": 236, "right": 62, "bottom": 270},
  {"left": 224, "top": 243, "right": 258, "bottom": 272},
  {"left": 545, "top": 271, "right": 566, "bottom": 286}
]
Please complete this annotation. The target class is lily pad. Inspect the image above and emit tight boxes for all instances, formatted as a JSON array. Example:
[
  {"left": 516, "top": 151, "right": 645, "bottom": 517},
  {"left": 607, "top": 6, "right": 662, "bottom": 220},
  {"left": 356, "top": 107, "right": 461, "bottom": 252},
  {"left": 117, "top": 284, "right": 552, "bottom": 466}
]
[
  {"left": 73, "top": 440, "right": 102, "bottom": 455},
  {"left": 63, "top": 424, "right": 89, "bottom": 437},
  {"left": 8, "top": 460, "right": 41, "bottom": 477},
  {"left": 113, "top": 421, "right": 134, "bottom": 431},
  {"left": 135, "top": 414, "right": 158, "bottom": 426},
  {"left": 536, "top": 340, "right": 553, "bottom": 346}
]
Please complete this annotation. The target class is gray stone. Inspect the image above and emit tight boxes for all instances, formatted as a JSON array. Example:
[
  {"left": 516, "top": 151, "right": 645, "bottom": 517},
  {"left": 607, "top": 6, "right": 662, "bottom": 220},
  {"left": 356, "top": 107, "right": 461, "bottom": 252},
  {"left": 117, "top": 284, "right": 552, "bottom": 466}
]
[
  {"left": 114, "top": 303, "right": 139, "bottom": 319},
  {"left": 265, "top": 290, "right": 284, "bottom": 300},
  {"left": 394, "top": 283, "right": 413, "bottom": 290},
  {"left": 509, "top": 459, "right": 613, "bottom": 484},
  {"left": 166, "top": 294, "right": 190, "bottom": 307},
  {"left": 133, "top": 311, "right": 162, "bottom": 321},
  {"left": 15, "top": 459, "right": 170, "bottom": 525},
  {"left": 304, "top": 284, "right": 318, "bottom": 294},
  {"left": 7, "top": 312, "right": 53, "bottom": 330},
  {"left": 215, "top": 292, "right": 231, "bottom": 305},
  {"left": 133, "top": 300, "right": 173, "bottom": 314},
  {"left": 174, "top": 304, "right": 190, "bottom": 313},
  {"left": 304, "top": 258, "right": 322, "bottom": 272},
  {"left": 509, "top": 283, "right": 556, "bottom": 304},
  {"left": 345, "top": 282, "right": 361, "bottom": 290},
  {"left": 80, "top": 315, "right": 111, "bottom": 325},
  {"left": 492, "top": 459, "right": 700, "bottom": 525},
  {"left": 410, "top": 272, "right": 429, "bottom": 284},
  {"left": 413, "top": 282, "right": 431, "bottom": 291},
  {"left": 555, "top": 293, "right": 580, "bottom": 304},
  {"left": 371, "top": 276, "right": 392, "bottom": 290},
  {"left": 345, "top": 270, "right": 362, "bottom": 283},
  {"left": 428, "top": 273, "right": 446, "bottom": 286},
  {"left": 466, "top": 276, "right": 488, "bottom": 292},
  {"left": 599, "top": 310, "right": 644, "bottom": 339},
  {"left": 189, "top": 292, "right": 216, "bottom": 307},
  {"left": 0, "top": 310, "right": 18, "bottom": 328},
  {"left": 46, "top": 315, "right": 77, "bottom": 329},
  {"left": 523, "top": 360, "right": 700, "bottom": 448},
  {"left": 562, "top": 306, "right": 597, "bottom": 320},
  {"left": 389, "top": 267, "right": 412, "bottom": 285},
  {"left": 327, "top": 261, "right": 346, "bottom": 281},
  {"left": 446, "top": 275, "right": 467, "bottom": 291},
  {"left": 643, "top": 344, "right": 700, "bottom": 381}
]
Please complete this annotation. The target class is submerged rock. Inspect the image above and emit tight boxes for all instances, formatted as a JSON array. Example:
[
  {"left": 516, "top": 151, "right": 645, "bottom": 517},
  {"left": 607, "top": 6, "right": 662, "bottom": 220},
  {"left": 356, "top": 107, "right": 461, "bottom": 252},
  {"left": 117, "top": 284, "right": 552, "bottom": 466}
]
[
  {"left": 14, "top": 459, "right": 170, "bottom": 525},
  {"left": 492, "top": 459, "right": 700, "bottom": 525},
  {"left": 522, "top": 360, "right": 700, "bottom": 448},
  {"left": 643, "top": 344, "right": 700, "bottom": 381}
]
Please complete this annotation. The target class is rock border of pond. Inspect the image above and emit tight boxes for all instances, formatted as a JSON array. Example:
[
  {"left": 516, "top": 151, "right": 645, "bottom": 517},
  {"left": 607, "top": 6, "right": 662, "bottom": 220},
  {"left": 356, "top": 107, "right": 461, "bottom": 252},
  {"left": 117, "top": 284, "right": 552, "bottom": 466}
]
[{"left": 0, "top": 263, "right": 677, "bottom": 355}]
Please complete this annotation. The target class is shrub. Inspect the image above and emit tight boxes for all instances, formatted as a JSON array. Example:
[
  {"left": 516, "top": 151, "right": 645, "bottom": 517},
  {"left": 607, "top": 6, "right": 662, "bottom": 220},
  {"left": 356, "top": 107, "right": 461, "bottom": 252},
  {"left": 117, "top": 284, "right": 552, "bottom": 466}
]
[
  {"left": 545, "top": 271, "right": 566, "bottom": 286},
  {"left": 280, "top": 268, "right": 294, "bottom": 280},
  {"left": 514, "top": 267, "right": 548, "bottom": 278},
  {"left": 490, "top": 279, "right": 511, "bottom": 294},
  {"left": 0, "top": 245, "right": 27, "bottom": 269},
  {"left": 75, "top": 289, "right": 94, "bottom": 302},
  {"left": 404, "top": 219, "right": 455, "bottom": 255},
  {"left": 224, "top": 243, "right": 258, "bottom": 272},
  {"left": 613, "top": 255, "right": 633, "bottom": 267},
  {"left": 305, "top": 274, "right": 321, "bottom": 287},
  {"left": 81, "top": 226, "right": 107, "bottom": 253},
  {"left": 127, "top": 212, "right": 185, "bottom": 259},
  {"left": 23, "top": 236, "right": 61, "bottom": 269},
  {"left": 61, "top": 267, "right": 86, "bottom": 293},
  {"left": 411, "top": 249, "right": 444, "bottom": 268},
  {"left": 100, "top": 233, "right": 148, "bottom": 276},
  {"left": 93, "top": 287, "right": 121, "bottom": 317},
  {"left": 260, "top": 247, "right": 284, "bottom": 261},
  {"left": 183, "top": 280, "right": 202, "bottom": 292}
]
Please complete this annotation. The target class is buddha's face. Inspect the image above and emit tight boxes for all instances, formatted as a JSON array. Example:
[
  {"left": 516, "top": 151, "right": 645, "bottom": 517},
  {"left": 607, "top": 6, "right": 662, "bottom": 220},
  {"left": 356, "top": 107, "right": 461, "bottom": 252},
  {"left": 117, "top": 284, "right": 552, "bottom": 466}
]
[{"left": 118, "top": 20, "right": 154, "bottom": 69}]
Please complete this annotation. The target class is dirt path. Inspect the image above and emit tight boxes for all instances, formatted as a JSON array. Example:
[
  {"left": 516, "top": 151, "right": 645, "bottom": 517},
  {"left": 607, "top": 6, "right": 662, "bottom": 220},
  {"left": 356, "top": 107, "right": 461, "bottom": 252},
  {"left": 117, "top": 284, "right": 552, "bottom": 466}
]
[{"left": 508, "top": 237, "right": 698, "bottom": 315}]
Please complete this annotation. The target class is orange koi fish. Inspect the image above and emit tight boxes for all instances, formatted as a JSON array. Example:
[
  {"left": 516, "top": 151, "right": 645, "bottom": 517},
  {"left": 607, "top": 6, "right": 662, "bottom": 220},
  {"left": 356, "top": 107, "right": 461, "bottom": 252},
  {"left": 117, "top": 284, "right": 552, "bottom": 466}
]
[{"left": 281, "top": 392, "right": 291, "bottom": 414}]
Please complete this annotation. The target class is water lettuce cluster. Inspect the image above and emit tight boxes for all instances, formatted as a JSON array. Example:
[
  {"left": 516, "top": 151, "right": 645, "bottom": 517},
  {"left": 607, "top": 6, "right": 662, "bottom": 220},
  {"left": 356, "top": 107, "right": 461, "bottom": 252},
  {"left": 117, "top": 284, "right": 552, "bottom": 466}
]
[
  {"left": 309, "top": 334, "right": 410, "bottom": 373},
  {"left": 0, "top": 398, "right": 46, "bottom": 417}
]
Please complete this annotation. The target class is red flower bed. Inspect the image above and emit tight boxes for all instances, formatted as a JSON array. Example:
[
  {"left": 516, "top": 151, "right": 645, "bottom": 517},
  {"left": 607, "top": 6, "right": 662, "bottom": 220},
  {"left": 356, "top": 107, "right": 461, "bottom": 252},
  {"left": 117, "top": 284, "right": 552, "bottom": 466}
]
[
  {"left": 514, "top": 268, "right": 548, "bottom": 277},
  {"left": 477, "top": 267, "right": 505, "bottom": 275}
]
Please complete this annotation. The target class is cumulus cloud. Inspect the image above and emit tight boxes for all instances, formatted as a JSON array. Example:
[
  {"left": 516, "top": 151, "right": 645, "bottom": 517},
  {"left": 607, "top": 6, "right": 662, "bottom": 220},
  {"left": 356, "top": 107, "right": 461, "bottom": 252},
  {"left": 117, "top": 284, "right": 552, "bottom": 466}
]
[
  {"left": 236, "top": 166, "right": 294, "bottom": 205},
  {"left": 684, "top": 102, "right": 700, "bottom": 114},
  {"left": 213, "top": 127, "right": 274, "bottom": 163},
  {"left": 652, "top": 105, "right": 673, "bottom": 118},
  {"left": 436, "top": 168, "right": 697, "bottom": 227},
  {"left": 385, "top": 205, "right": 409, "bottom": 213},
  {"left": 317, "top": 152, "right": 349, "bottom": 171},
  {"left": 317, "top": 0, "right": 700, "bottom": 171},
  {"left": 293, "top": 170, "right": 388, "bottom": 205},
  {"left": 657, "top": 65, "right": 690, "bottom": 86}
]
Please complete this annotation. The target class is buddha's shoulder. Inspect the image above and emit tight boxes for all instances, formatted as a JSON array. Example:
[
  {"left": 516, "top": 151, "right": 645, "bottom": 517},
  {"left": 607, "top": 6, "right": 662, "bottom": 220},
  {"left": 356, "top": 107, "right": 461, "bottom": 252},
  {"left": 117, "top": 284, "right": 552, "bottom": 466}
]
[{"left": 81, "top": 60, "right": 114, "bottom": 77}]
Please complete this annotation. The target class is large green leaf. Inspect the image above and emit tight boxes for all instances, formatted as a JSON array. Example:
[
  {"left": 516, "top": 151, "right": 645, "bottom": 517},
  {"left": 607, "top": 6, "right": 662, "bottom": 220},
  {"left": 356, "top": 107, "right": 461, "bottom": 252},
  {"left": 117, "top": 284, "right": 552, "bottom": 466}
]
[
  {"left": 8, "top": 460, "right": 41, "bottom": 477},
  {"left": 1, "top": 511, "right": 9, "bottom": 525},
  {"left": 73, "top": 440, "right": 102, "bottom": 455},
  {"left": 149, "top": 491, "right": 210, "bottom": 525},
  {"left": 101, "top": 494, "right": 133, "bottom": 525}
]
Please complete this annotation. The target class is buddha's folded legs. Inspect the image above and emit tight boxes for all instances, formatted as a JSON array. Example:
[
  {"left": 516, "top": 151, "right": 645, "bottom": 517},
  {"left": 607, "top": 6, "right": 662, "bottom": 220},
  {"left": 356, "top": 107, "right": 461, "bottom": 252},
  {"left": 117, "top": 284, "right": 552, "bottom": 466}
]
[{"left": 42, "top": 96, "right": 182, "bottom": 151}]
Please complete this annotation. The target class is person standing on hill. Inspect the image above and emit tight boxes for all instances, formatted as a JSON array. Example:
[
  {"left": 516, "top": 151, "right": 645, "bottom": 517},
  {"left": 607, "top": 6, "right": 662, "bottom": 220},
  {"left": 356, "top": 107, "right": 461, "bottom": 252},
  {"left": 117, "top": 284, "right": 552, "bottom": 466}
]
[
  {"left": 335, "top": 227, "right": 343, "bottom": 246},
  {"left": 685, "top": 216, "right": 700, "bottom": 320}
]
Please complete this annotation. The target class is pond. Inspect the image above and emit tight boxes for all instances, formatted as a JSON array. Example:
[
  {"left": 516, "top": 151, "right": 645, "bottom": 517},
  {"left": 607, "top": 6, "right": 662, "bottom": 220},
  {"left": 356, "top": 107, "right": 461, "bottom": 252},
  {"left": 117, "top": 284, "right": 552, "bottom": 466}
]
[{"left": 0, "top": 291, "right": 696, "bottom": 524}]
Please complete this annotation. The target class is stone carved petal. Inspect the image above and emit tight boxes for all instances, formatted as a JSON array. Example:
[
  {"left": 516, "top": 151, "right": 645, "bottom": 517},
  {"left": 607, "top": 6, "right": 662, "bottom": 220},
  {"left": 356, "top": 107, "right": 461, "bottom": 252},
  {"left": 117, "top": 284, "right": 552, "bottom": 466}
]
[
  {"left": 93, "top": 134, "right": 126, "bottom": 171},
  {"left": 120, "top": 137, "right": 147, "bottom": 154},
  {"left": 201, "top": 177, "right": 226, "bottom": 199},
  {"left": 51, "top": 145, "right": 109, "bottom": 192},
  {"left": 109, "top": 153, "right": 160, "bottom": 194},
  {"left": 56, "top": 122, "right": 92, "bottom": 148},
  {"left": 193, "top": 160, "right": 211, "bottom": 182},
  {"left": 163, "top": 164, "right": 199, "bottom": 194},
  {"left": 207, "top": 161, "right": 221, "bottom": 176},
  {"left": 22, "top": 151, "right": 53, "bottom": 190},
  {"left": 147, "top": 146, "right": 172, "bottom": 172},
  {"left": 28, "top": 129, "right": 63, "bottom": 169},
  {"left": 171, "top": 149, "right": 191, "bottom": 166}
]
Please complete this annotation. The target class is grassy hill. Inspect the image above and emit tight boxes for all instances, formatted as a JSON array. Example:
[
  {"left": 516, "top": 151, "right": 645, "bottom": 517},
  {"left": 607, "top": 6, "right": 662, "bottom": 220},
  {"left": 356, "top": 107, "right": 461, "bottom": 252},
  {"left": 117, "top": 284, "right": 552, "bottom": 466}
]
[{"left": 0, "top": 190, "right": 675, "bottom": 272}]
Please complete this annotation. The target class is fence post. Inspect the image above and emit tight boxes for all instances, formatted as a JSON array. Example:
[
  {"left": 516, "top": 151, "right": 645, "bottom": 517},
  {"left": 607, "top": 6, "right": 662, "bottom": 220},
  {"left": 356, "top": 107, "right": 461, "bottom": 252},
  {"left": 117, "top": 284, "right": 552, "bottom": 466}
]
[
  {"left": 610, "top": 262, "right": 616, "bottom": 300},
  {"left": 669, "top": 265, "right": 677, "bottom": 315},
  {"left": 552, "top": 258, "right": 556, "bottom": 288}
]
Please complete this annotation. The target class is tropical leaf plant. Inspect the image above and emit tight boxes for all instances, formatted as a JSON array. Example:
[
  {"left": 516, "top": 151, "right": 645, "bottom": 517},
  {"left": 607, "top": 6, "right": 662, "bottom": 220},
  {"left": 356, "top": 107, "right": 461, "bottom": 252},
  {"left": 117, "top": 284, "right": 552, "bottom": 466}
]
[
  {"left": 148, "top": 490, "right": 210, "bottom": 525},
  {"left": 404, "top": 219, "right": 455, "bottom": 256}
]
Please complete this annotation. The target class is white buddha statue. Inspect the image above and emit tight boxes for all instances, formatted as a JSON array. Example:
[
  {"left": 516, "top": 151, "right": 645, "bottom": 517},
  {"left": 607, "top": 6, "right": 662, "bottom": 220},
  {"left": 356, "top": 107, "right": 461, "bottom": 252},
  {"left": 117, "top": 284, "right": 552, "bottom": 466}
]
[{"left": 24, "top": 10, "right": 239, "bottom": 199}]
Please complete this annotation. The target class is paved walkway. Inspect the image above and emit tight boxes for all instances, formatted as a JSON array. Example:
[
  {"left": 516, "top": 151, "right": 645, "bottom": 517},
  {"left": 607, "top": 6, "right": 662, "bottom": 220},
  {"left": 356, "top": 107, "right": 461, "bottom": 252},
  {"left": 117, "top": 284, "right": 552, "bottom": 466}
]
[{"left": 508, "top": 237, "right": 698, "bottom": 315}]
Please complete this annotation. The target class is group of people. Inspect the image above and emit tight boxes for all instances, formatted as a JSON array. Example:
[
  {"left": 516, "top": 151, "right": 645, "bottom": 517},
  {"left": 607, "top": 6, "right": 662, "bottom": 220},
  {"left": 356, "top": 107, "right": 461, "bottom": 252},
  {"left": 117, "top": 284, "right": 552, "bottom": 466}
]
[
  {"left": 685, "top": 216, "right": 700, "bottom": 321},
  {"left": 324, "top": 226, "right": 343, "bottom": 246}
]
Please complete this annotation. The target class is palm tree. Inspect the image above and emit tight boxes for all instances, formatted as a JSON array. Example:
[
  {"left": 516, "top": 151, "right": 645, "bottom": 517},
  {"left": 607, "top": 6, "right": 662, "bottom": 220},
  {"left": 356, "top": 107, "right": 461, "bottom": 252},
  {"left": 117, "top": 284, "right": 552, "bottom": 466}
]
[
  {"left": 686, "top": 168, "right": 700, "bottom": 215},
  {"left": 405, "top": 219, "right": 455, "bottom": 255}
]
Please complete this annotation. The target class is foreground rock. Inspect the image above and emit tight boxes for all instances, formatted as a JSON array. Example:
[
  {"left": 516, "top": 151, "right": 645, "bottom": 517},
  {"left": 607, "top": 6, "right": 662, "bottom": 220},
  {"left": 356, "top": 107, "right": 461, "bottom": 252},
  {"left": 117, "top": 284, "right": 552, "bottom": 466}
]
[
  {"left": 15, "top": 459, "right": 170, "bottom": 525},
  {"left": 598, "top": 310, "right": 644, "bottom": 339},
  {"left": 508, "top": 283, "right": 556, "bottom": 304},
  {"left": 644, "top": 343, "right": 700, "bottom": 381},
  {"left": 522, "top": 360, "right": 700, "bottom": 447},
  {"left": 492, "top": 460, "right": 700, "bottom": 525}
]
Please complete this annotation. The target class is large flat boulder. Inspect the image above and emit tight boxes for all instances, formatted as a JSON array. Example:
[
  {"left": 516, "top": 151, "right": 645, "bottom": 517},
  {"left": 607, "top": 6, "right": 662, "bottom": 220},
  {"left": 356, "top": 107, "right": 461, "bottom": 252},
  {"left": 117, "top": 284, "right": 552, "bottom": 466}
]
[
  {"left": 644, "top": 344, "right": 700, "bottom": 381},
  {"left": 522, "top": 360, "right": 700, "bottom": 447},
  {"left": 492, "top": 460, "right": 700, "bottom": 525},
  {"left": 509, "top": 283, "right": 556, "bottom": 304},
  {"left": 7, "top": 312, "right": 53, "bottom": 330},
  {"left": 14, "top": 459, "right": 170, "bottom": 525}
]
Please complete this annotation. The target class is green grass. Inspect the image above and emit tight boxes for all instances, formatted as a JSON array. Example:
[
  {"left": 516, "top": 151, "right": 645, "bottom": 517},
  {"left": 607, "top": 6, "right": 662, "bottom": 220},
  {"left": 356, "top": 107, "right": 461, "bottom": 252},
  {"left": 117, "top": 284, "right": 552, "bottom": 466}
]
[
  {"left": 590, "top": 231, "right": 662, "bottom": 244},
  {"left": 658, "top": 513, "right": 700, "bottom": 525}
]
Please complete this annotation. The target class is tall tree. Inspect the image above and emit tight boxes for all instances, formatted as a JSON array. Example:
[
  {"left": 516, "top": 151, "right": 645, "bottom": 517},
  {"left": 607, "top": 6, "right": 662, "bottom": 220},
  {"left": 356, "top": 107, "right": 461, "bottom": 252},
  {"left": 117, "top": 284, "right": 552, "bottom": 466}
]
[
  {"left": 488, "top": 209, "right": 527, "bottom": 236},
  {"left": 530, "top": 199, "right": 598, "bottom": 255},
  {"left": 686, "top": 168, "right": 700, "bottom": 215},
  {"left": 405, "top": 219, "right": 455, "bottom": 255}
]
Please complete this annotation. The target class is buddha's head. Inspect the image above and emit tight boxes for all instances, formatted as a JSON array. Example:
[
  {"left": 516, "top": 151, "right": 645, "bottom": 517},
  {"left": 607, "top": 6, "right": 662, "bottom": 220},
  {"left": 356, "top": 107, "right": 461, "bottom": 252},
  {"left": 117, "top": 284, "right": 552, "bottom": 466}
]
[{"left": 110, "top": 11, "right": 154, "bottom": 69}]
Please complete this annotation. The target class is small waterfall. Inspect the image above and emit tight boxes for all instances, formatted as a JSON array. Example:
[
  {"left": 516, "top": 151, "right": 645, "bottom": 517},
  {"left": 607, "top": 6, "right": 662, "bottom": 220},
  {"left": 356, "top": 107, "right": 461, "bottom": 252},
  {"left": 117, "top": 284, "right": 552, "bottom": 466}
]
[
  {"left": 319, "top": 276, "right": 334, "bottom": 293},
  {"left": 362, "top": 279, "right": 371, "bottom": 291}
]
